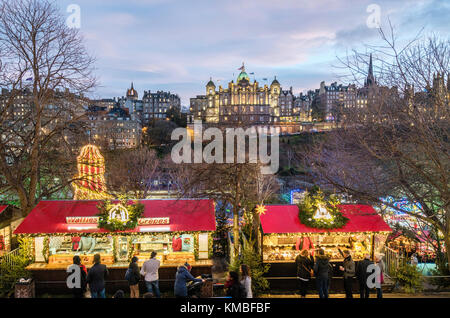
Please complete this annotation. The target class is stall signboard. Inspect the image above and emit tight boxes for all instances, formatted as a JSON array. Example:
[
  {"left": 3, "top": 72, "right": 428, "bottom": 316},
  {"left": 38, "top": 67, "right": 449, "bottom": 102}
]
[
  {"left": 66, "top": 217, "right": 99, "bottom": 224},
  {"left": 66, "top": 216, "right": 170, "bottom": 226},
  {"left": 138, "top": 217, "right": 170, "bottom": 225}
]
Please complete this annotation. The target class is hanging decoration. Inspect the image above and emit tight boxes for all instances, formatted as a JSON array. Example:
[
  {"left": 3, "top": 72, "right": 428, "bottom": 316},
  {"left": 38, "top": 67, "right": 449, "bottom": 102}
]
[
  {"left": 97, "top": 197, "right": 144, "bottom": 232},
  {"left": 73, "top": 144, "right": 111, "bottom": 200},
  {"left": 255, "top": 204, "right": 267, "bottom": 216},
  {"left": 297, "top": 189, "right": 348, "bottom": 230}
]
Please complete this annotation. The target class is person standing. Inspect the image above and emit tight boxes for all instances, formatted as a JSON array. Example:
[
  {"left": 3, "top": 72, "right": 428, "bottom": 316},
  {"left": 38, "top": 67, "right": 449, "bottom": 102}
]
[
  {"left": 87, "top": 253, "right": 109, "bottom": 298},
  {"left": 225, "top": 271, "right": 245, "bottom": 298},
  {"left": 356, "top": 254, "right": 372, "bottom": 299},
  {"left": 174, "top": 262, "right": 203, "bottom": 298},
  {"left": 126, "top": 256, "right": 141, "bottom": 298},
  {"left": 240, "top": 264, "right": 253, "bottom": 298},
  {"left": 295, "top": 249, "right": 314, "bottom": 298},
  {"left": 140, "top": 251, "right": 161, "bottom": 298},
  {"left": 375, "top": 254, "right": 385, "bottom": 299},
  {"left": 339, "top": 249, "right": 355, "bottom": 298},
  {"left": 69, "top": 255, "right": 87, "bottom": 298},
  {"left": 410, "top": 253, "right": 419, "bottom": 266},
  {"left": 313, "top": 249, "right": 330, "bottom": 299}
]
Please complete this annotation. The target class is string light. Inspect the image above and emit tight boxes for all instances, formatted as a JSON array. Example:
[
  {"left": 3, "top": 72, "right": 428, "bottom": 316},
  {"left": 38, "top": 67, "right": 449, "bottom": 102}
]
[{"left": 73, "top": 144, "right": 111, "bottom": 200}]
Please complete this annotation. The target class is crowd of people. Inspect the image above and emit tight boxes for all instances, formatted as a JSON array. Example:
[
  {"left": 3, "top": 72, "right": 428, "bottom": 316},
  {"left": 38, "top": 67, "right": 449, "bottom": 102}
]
[
  {"left": 68, "top": 251, "right": 253, "bottom": 298},
  {"left": 69, "top": 249, "right": 386, "bottom": 299},
  {"left": 295, "top": 248, "right": 385, "bottom": 299}
]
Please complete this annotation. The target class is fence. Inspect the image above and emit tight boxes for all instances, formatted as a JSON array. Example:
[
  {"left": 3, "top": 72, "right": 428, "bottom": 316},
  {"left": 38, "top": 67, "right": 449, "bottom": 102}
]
[
  {"left": 384, "top": 246, "right": 405, "bottom": 277},
  {"left": 0, "top": 248, "right": 20, "bottom": 273}
]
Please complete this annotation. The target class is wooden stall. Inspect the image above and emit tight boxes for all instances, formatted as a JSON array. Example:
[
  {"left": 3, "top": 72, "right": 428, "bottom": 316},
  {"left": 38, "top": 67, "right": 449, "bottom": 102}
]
[
  {"left": 259, "top": 204, "right": 392, "bottom": 290},
  {"left": 13, "top": 199, "right": 216, "bottom": 295}
]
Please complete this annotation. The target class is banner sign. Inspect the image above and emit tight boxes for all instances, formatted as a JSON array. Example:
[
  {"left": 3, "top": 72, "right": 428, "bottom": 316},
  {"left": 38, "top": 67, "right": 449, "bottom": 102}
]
[
  {"left": 66, "top": 216, "right": 170, "bottom": 226},
  {"left": 66, "top": 217, "right": 99, "bottom": 224},
  {"left": 138, "top": 217, "right": 170, "bottom": 226}
]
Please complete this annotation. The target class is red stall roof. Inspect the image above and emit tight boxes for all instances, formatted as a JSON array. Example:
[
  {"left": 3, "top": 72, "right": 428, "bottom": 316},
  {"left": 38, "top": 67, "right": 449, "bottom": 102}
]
[
  {"left": 0, "top": 205, "right": 7, "bottom": 215},
  {"left": 14, "top": 199, "right": 216, "bottom": 234},
  {"left": 260, "top": 204, "right": 391, "bottom": 234}
]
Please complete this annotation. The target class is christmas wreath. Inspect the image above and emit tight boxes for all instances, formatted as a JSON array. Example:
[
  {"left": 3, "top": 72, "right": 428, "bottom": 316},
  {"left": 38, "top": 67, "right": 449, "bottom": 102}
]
[
  {"left": 97, "top": 197, "right": 144, "bottom": 232},
  {"left": 297, "top": 189, "right": 348, "bottom": 230}
]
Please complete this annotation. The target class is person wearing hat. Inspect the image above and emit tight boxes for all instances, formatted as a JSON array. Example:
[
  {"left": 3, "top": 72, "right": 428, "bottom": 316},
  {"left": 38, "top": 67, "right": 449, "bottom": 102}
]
[{"left": 174, "top": 262, "right": 204, "bottom": 298}]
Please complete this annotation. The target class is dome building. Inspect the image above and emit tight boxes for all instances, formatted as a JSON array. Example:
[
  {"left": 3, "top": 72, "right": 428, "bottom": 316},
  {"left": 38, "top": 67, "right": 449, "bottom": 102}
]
[{"left": 194, "top": 63, "right": 286, "bottom": 126}]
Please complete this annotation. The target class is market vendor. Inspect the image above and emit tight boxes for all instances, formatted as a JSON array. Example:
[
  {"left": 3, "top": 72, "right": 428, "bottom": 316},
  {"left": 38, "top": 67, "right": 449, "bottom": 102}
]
[{"left": 79, "top": 236, "right": 96, "bottom": 254}]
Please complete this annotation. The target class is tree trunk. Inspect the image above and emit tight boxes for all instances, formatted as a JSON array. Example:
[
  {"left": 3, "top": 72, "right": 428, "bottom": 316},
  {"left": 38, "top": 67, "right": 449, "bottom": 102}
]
[
  {"left": 233, "top": 166, "right": 242, "bottom": 257},
  {"left": 444, "top": 230, "right": 450, "bottom": 271},
  {"left": 233, "top": 208, "right": 240, "bottom": 257}
]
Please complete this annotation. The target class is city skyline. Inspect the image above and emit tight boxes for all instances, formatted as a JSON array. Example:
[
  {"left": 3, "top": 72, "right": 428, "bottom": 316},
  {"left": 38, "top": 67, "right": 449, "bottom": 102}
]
[{"left": 58, "top": 0, "right": 449, "bottom": 105}]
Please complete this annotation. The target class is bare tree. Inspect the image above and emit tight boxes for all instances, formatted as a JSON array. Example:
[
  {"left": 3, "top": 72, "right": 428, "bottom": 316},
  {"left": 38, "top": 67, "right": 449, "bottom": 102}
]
[
  {"left": 307, "top": 28, "right": 450, "bottom": 270},
  {"left": 169, "top": 157, "right": 279, "bottom": 256},
  {"left": 106, "top": 147, "right": 160, "bottom": 199},
  {"left": 0, "top": 0, "right": 96, "bottom": 214}
]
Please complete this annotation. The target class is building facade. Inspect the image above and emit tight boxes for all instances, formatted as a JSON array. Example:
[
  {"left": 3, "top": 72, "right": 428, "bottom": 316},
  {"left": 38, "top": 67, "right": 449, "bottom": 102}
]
[
  {"left": 118, "top": 83, "right": 181, "bottom": 125},
  {"left": 82, "top": 105, "right": 141, "bottom": 150},
  {"left": 189, "top": 64, "right": 309, "bottom": 133}
]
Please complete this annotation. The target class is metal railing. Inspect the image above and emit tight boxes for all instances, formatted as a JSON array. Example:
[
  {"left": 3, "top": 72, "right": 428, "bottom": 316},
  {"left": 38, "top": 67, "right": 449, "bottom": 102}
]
[
  {"left": 384, "top": 246, "right": 406, "bottom": 277},
  {"left": 0, "top": 248, "right": 20, "bottom": 272}
]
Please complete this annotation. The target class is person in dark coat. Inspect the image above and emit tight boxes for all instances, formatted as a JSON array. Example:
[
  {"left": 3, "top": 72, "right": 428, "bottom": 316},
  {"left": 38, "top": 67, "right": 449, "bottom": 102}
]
[
  {"left": 174, "top": 263, "right": 203, "bottom": 298},
  {"left": 87, "top": 253, "right": 109, "bottom": 298},
  {"left": 70, "top": 255, "right": 87, "bottom": 298},
  {"left": 356, "top": 254, "right": 373, "bottom": 298},
  {"left": 127, "top": 256, "right": 141, "bottom": 298},
  {"left": 295, "top": 249, "right": 314, "bottom": 298},
  {"left": 327, "top": 256, "right": 334, "bottom": 294},
  {"left": 313, "top": 249, "right": 330, "bottom": 299},
  {"left": 225, "top": 271, "right": 245, "bottom": 298},
  {"left": 339, "top": 249, "right": 355, "bottom": 298}
]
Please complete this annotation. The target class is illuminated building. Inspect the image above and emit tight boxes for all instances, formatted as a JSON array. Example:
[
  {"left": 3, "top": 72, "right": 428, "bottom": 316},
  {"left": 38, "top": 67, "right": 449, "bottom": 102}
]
[{"left": 190, "top": 63, "right": 299, "bottom": 131}]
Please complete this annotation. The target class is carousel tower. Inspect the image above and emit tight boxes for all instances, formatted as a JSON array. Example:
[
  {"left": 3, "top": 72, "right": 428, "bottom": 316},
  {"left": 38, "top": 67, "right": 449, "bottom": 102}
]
[{"left": 73, "top": 144, "right": 110, "bottom": 200}]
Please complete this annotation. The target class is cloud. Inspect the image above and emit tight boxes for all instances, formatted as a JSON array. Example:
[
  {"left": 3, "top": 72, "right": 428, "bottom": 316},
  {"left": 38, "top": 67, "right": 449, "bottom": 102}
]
[{"left": 56, "top": 0, "right": 449, "bottom": 104}]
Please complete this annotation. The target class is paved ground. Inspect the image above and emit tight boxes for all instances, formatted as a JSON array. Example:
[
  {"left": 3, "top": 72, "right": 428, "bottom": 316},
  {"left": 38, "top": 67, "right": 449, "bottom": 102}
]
[{"left": 260, "top": 292, "right": 450, "bottom": 298}]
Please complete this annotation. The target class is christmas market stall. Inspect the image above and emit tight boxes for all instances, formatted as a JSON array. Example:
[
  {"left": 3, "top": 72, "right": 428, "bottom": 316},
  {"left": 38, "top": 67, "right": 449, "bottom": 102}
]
[
  {"left": 258, "top": 194, "right": 392, "bottom": 290},
  {"left": 13, "top": 198, "right": 216, "bottom": 294}
]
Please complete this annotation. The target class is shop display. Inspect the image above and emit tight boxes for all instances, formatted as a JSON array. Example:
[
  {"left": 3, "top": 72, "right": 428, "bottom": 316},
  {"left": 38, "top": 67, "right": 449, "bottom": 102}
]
[
  {"left": 262, "top": 234, "right": 372, "bottom": 261},
  {"left": 260, "top": 204, "right": 392, "bottom": 263}
]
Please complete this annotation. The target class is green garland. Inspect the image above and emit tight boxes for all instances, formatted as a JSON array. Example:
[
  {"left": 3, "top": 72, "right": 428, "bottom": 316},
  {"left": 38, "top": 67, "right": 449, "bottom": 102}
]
[
  {"left": 208, "top": 233, "right": 213, "bottom": 259},
  {"left": 42, "top": 237, "right": 49, "bottom": 262},
  {"left": 127, "top": 236, "right": 135, "bottom": 262},
  {"left": 96, "top": 197, "right": 144, "bottom": 232},
  {"left": 194, "top": 233, "right": 199, "bottom": 261},
  {"left": 297, "top": 189, "right": 349, "bottom": 230}
]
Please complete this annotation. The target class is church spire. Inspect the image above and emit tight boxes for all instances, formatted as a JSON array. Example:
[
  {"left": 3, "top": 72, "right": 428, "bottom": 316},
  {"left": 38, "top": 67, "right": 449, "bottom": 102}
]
[{"left": 366, "top": 53, "right": 375, "bottom": 86}]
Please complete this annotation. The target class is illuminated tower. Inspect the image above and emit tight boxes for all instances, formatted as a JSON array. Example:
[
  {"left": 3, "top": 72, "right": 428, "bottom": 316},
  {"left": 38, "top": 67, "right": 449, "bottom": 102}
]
[{"left": 73, "top": 144, "right": 110, "bottom": 200}]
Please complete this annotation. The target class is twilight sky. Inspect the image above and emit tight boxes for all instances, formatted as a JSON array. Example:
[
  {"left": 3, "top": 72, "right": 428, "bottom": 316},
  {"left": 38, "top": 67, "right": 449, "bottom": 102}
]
[{"left": 58, "top": 0, "right": 450, "bottom": 105}]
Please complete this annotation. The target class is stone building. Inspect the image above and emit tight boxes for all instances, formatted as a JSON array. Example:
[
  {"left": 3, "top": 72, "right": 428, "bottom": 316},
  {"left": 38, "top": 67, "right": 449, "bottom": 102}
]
[{"left": 189, "top": 64, "right": 302, "bottom": 133}]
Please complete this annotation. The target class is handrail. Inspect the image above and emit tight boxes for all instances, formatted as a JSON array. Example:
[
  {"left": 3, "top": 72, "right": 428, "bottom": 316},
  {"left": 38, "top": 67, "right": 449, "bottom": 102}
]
[{"left": 0, "top": 248, "right": 20, "bottom": 271}]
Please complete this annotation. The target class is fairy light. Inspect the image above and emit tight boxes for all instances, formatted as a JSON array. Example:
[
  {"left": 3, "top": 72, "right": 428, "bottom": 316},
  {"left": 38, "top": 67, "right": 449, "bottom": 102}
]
[{"left": 73, "top": 144, "right": 111, "bottom": 200}]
